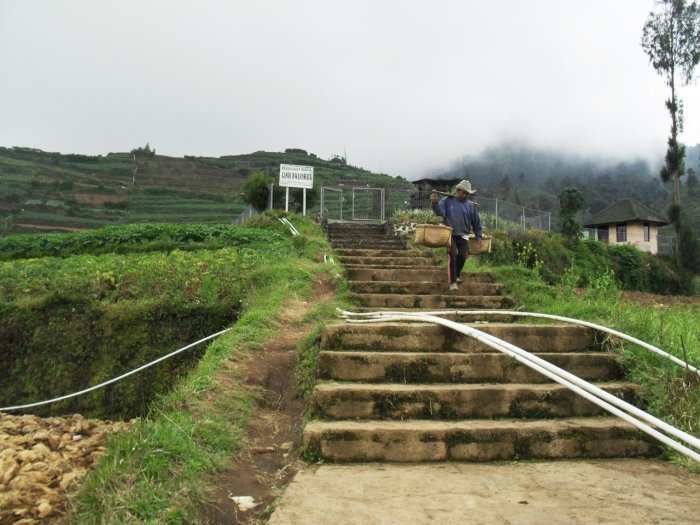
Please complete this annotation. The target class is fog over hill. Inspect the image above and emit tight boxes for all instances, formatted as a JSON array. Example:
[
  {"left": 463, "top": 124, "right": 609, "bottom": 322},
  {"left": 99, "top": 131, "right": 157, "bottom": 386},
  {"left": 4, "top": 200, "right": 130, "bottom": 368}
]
[{"left": 418, "top": 141, "right": 700, "bottom": 214}]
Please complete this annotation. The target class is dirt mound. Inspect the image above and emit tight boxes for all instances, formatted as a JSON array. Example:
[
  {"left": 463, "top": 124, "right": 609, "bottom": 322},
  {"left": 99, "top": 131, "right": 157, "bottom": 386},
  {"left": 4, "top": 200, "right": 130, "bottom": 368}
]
[{"left": 0, "top": 413, "right": 132, "bottom": 524}]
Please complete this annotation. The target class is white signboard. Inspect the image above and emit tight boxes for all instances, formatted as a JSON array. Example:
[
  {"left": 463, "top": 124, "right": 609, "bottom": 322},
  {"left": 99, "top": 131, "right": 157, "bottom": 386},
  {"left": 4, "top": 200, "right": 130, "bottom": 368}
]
[{"left": 279, "top": 164, "right": 314, "bottom": 189}]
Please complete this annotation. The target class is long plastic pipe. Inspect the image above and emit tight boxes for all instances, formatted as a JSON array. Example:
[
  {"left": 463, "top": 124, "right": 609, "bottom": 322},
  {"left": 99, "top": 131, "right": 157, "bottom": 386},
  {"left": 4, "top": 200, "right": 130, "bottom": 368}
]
[
  {"left": 340, "top": 310, "right": 700, "bottom": 462},
  {"left": 342, "top": 308, "right": 700, "bottom": 377},
  {"left": 0, "top": 328, "right": 231, "bottom": 412}
]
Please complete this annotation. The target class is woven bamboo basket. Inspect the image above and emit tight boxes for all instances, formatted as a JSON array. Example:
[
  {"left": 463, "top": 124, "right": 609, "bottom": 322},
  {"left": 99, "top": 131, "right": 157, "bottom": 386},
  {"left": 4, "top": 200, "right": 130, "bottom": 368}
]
[
  {"left": 415, "top": 224, "right": 453, "bottom": 247},
  {"left": 468, "top": 234, "right": 492, "bottom": 255}
]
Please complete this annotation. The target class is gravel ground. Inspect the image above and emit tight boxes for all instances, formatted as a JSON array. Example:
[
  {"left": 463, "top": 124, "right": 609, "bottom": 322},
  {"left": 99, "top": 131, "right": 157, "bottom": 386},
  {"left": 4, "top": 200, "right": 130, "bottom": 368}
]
[{"left": 0, "top": 413, "right": 132, "bottom": 524}]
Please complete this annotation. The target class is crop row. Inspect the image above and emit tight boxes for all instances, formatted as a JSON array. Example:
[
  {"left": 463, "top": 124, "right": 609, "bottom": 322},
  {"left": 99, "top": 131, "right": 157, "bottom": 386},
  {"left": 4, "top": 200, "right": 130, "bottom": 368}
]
[
  {"left": 0, "top": 223, "right": 289, "bottom": 260},
  {"left": 0, "top": 239, "right": 293, "bottom": 305}
]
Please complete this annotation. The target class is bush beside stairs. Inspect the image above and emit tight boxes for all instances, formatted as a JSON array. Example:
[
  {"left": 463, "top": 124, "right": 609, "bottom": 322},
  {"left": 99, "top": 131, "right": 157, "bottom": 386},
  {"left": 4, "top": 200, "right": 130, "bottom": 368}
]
[{"left": 303, "top": 221, "right": 660, "bottom": 462}]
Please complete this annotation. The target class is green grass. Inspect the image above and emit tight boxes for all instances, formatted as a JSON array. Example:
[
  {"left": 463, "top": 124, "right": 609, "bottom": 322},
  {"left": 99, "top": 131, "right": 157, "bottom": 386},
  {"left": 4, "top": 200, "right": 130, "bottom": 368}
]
[
  {"left": 0, "top": 223, "right": 290, "bottom": 261},
  {"left": 66, "top": 214, "right": 343, "bottom": 522},
  {"left": 490, "top": 259, "right": 700, "bottom": 468}
]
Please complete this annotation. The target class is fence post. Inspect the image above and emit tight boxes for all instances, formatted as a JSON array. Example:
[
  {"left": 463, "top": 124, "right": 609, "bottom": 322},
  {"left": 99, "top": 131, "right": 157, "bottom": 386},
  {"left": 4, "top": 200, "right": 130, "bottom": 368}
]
[
  {"left": 320, "top": 187, "right": 325, "bottom": 219},
  {"left": 495, "top": 198, "right": 498, "bottom": 229},
  {"left": 268, "top": 183, "right": 274, "bottom": 210},
  {"left": 381, "top": 188, "right": 385, "bottom": 221},
  {"left": 521, "top": 207, "right": 525, "bottom": 230}
]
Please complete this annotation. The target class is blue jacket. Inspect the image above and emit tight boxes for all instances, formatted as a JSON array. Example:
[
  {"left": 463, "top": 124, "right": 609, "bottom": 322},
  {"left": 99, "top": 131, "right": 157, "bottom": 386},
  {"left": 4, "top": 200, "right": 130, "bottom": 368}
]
[{"left": 432, "top": 197, "right": 482, "bottom": 239}]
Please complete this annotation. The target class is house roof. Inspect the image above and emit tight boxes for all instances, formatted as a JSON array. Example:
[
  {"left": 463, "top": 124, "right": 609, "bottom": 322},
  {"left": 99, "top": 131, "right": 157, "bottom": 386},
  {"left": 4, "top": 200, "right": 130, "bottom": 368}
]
[
  {"left": 584, "top": 198, "right": 669, "bottom": 227},
  {"left": 412, "top": 178, "right": 462, "bottom": 185}
]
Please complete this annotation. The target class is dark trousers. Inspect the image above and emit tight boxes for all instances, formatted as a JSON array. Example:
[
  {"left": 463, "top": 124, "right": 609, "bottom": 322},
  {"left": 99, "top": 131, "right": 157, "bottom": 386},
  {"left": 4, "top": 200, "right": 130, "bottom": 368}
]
[{"left": 447, "top": 235, "right": 469, "bottom": 284}]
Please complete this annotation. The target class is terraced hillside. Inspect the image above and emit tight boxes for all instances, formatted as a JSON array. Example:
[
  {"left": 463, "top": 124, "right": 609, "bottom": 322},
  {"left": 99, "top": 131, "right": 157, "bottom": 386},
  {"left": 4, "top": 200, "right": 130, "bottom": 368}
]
[{"left": 0, "top": 147, "right": 413, "bottom": 233}]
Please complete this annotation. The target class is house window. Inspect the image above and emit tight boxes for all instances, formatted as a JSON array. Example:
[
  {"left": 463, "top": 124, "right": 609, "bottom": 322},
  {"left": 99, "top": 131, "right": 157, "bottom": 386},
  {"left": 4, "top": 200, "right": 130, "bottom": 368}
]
[
  {"left": 644, "top": 223, "right": 650, "bottom": 242},
  {"left": 616, "top": 224, "right": 627, "bottom": 242},
  {"left": 597, "top": 228, "right": 609, "bottom": 243}
]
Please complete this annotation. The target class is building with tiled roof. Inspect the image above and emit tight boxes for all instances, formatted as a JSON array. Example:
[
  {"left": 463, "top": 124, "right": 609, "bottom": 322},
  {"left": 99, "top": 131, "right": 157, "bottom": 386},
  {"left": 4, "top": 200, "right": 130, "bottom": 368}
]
[{"left": 584, "top": 198, "right": 669, "bottom": 254}]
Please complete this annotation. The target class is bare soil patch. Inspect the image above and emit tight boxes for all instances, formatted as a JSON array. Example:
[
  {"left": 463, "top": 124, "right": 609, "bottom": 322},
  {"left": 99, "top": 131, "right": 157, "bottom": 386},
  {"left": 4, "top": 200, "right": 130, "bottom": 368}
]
[
  {"left": 71, "top": 194, "right": 127, "bottom": 204},
  {"left": 199, "top": 274, "right": 336, "bottom": 524},
  {"left": 619, "top": 290, "right": 700, "bottom": 308},
  {"left": 13, "top": 224, "right": 89, "bottom": 233}
]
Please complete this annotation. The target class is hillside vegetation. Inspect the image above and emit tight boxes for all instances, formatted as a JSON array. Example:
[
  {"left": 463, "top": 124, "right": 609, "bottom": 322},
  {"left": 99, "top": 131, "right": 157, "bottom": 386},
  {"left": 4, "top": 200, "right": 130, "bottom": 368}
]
[
  {"left": 434, "top": 142, "right": 700, "bottom": 236},
  {"left": 1, "top": 213, "right": 698, "bottom": 522},
  {"left": 0, "top": 146, "right": 412, "bottom": 234}
]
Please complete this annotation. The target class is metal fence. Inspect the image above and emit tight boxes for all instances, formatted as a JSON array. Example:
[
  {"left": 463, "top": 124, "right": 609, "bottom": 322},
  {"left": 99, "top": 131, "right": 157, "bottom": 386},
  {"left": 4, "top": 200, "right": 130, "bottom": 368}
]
[
  {"left": 395, "top": 189, "right": 552, "bottom": 232},
  {"left": 235, "top": 185, "right": 551, "bottom": 233},
  {"left": 233, "top": 204, "right": 259, "bottom": 225}
]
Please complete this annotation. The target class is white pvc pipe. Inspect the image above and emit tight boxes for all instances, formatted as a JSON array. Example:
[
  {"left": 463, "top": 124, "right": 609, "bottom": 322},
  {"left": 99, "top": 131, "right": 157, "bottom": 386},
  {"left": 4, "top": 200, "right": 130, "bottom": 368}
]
[
  {"left": 278, "top": 217, "right": 300, "bottom": 236},
  {"left": 341, "top": 308, "right": 700, "bottom": 377},
  {"left": 340, "top": 310, "right": 700, "bottom": 463},
  {"left": 0, "top": 328, "right": 231, "bottom": 412}
]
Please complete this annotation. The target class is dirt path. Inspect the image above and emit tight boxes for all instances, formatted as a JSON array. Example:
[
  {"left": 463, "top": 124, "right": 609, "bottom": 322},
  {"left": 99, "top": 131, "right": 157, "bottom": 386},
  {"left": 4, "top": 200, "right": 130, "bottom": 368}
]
[
  {"left": 199, "top": 274, "right": 336, "bottom": 524},
  {"left": 268, "top": 460, "right": 700, "bottom": 524}
]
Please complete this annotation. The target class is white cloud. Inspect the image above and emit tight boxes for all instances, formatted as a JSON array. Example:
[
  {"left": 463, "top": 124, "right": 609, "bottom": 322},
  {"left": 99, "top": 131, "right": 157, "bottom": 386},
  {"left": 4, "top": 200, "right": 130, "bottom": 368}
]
[{"left": 0, "top": 0, "right": 698, "bottom": 178}]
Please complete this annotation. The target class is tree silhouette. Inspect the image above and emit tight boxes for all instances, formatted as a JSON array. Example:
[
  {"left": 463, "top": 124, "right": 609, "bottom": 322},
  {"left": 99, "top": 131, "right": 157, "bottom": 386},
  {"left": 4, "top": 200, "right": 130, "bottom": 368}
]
[
  {"left": 559, "top": 188, "right": 585, "bottom": 247},
  {"left": 641, "top": 0, "right": 700, "bottom": 266}
]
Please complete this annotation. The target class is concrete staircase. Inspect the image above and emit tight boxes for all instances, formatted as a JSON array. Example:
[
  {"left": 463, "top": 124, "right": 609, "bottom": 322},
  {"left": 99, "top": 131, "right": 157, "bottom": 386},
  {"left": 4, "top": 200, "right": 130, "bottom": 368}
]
[
  {"left": 325, "top": 221, "right": 407, "bottom": 250},
  {"left": 304, "top": 221, "right": 659, "bottom": 462}
]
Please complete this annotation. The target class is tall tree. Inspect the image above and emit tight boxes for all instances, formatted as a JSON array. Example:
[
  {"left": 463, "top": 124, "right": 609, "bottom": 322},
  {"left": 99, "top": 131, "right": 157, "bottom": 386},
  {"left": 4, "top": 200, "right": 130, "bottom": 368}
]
[
  {"left": 641, "top": 0, "right": 700, "bottom": 267},
  {"left": 559, "top": 188, "right": 585, "bottom": 247},
  {"left": 242, "top": 172, "right": 271, "bottom": 212}
]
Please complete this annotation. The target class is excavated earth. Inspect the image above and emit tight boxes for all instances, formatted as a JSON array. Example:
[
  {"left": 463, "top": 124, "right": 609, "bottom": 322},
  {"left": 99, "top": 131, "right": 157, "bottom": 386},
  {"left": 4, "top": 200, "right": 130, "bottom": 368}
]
[{"left": 0, "top": 414, "right": 132, "bottom": 524}]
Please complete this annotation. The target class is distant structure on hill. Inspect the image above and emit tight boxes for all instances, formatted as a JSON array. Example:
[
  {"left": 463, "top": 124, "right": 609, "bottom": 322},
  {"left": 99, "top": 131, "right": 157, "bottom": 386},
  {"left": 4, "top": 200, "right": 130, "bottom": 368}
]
[
  {"left": 410, "top": 178, "right": 462, "bottom": 208},
  {"left": 584, "top": 198, "right": 669, "bottom": 254}
]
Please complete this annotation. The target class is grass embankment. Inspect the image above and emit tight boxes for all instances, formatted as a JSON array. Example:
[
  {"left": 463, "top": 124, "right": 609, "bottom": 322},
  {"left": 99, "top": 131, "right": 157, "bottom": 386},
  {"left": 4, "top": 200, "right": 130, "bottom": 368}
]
[
  {"left": 1, "top": 222, "right": 328, "bottom": 418},
  {"left": 486, "top": 258, "right": 700, "bottom": 469},
  {"left": 63, "top": 213, "right": 349, "bottom": 523}
]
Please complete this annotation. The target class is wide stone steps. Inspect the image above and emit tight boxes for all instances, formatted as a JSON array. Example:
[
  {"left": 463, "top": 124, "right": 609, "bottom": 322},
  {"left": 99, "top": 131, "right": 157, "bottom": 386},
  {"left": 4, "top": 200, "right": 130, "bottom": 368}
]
[
  {"left": 310, "top": 382, "right": 639, "bottom": 420},
  {"left": 331, "top": 240, "right": 407, "bottom": 250},
  {"left": 316, "top": 351, "right": 624, "bottom": 383},
  {"left": 303, "top": 418, "right": 659, "bottom": 462},
  {"left": 339, "top": 256, "right": 437, "bottom": 266},
  {"left": 349, "top": 281, "right": 505, "bottom": 295},
  {"left": 345, "top": 268, "right": 496, "bottom": 283},
  {"left": 348, "top": 293, "right": 512, "bottom": 309},
  {"left": 320, "top": 322, "right": 598, "bottom": 353},
  {"left": 310, "top": 221, "right": 657, "bottom": 462},
  {"left": 329, "top": 233, "right": 403, "bottom": 241},
  {"left": 347, "top": 309, "right": 517, "bottom": 323},
  {"left": 334, "top": 249, "right": 433, "bottom": 258}
]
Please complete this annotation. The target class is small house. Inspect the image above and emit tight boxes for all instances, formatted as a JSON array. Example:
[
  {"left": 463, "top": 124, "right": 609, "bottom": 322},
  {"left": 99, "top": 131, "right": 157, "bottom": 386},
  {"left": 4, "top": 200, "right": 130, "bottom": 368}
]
[
  {"left": 584, "top": 198, "right": 669, "bottom": 254},
  {"left": 410, "top": 178, "right": 462, "bottom": 208}
]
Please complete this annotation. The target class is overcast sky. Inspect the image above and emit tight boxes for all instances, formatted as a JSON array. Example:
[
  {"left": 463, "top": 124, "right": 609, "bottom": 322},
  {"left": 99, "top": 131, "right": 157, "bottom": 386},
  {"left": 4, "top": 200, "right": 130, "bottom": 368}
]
[{"left": 1, "top": 1, "right": 699, "bottom": 179}]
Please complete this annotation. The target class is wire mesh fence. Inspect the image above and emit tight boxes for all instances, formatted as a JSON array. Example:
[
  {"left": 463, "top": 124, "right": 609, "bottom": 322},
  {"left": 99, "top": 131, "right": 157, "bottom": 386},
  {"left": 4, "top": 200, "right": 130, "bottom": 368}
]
[
  {"left": 394, "top": 190, "right": 552, "bottom": 232},
  {"left": 235, "top": 185, "right": 553, "bottom": 233}
]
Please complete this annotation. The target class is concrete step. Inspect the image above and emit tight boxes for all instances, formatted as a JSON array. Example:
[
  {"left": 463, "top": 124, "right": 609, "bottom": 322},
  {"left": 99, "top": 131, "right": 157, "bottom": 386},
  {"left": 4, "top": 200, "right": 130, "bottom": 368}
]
[
  {"left": 339, "top": 256, "right": 437, "bottom": 267},
  {"left": 317, "top": 351, "right": 624, "bottom": 383},
  {"left": 348, "top": 293, "right": 513, "bottom": 309},
  {"left": 345, "top": 309, "right": 517, "bottom": 323},
  {"left": 331, "top": 241, "right": 407, "bottom": 250},
  {"left": 303, "top": 418, "right": 659, "bottom": 462},
  {"left": 328, "top": 234, "right": 399, "bottom": 242},
  {"left": 310, "top": 382, "right": 639, "bottom": 420},
  {"left": 345, "top": 268, "right": 496, "bottom": 282},
  {"left": 320, "top": 322, "right": 602, "bottom": 353},
  {"left": 326, "top": 221, "right": 387, "bottom": 231},
  {"left": 335, "top": 249, "right": 431, "bottom": 258},
  {"left": 349, "top": 281, "right": 505, "bottom": 295}
]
